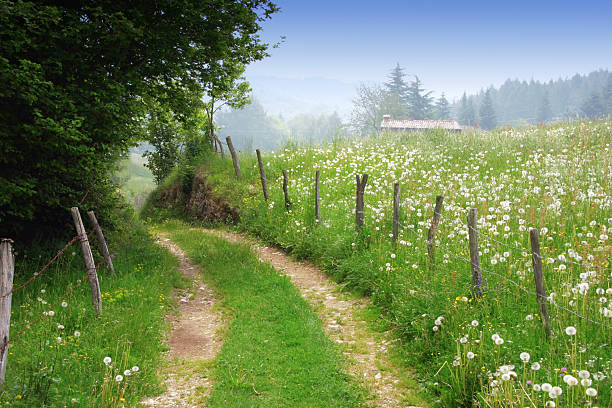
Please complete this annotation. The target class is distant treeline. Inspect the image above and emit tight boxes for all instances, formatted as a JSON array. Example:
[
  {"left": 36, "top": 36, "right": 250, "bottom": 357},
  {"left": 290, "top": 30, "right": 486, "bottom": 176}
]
[
  {"left": 455, "top": 69, "right": 611, "bottom": 126},
  {"left": 216, "top": 98, "right": 343, "bottom": 152},
  {"left": 216, "top": 68, "right": 612, "bottom": 151}
]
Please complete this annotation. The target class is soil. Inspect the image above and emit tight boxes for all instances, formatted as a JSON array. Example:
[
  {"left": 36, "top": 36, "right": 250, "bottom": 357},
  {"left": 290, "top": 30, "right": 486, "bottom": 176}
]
[
  {"left": 206, "top": 229, "right": 422, "bottom": 408},
  {"left": 140, "top": 235, "right": 225, "bottom": 408}
]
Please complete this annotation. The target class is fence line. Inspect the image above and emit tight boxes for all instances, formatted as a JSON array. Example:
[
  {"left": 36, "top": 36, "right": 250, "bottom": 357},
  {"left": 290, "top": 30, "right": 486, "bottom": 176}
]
[
  {"left": 399, "top": 221, "right": 612, "bottom": 330},
  {"left": 1, "top": 209, "right": 109, "bottom": 385},
  {"left": 0, "top": 232, "right": 94, "bottom": 300},
  {"left": 253, "top": 152, "right": 611, "bottom": 331},
  {"left": 434, "top": 209, "right": 612, "bottom": 271}
]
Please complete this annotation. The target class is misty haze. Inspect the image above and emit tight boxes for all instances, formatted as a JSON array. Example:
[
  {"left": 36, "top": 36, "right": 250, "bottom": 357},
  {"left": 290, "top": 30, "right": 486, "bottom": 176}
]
[{"left": 1, "top": 1, "right": 611, "bottom": 407}]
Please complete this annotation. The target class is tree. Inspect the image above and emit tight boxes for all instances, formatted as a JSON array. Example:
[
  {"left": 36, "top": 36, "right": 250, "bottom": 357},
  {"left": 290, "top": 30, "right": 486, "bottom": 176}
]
[
  {"left": 216, "top": 98, "right": 288, "bottom": 151},
  {"left": 0, "top": 1, "right": 279, "bottom": 240},
  {"left": 536, "top": 92, "right": 553, "bottom": 123},
  {"left": 581, "top": 92, "right": 606, "bottom": 118},
  {"left": 350, "top": 84, "right": 385, "bottom": 136},
  {"left": 457, "top": 93, "right": 476, "bottom": 126},
  {"left": 479, "top": 89, "right": 497, "bottom": 130},
  {"left": 603, "top": 74, "right": 612, "bottom": 115},
  {"left": 435, "top": 93, "right": 451, "bottom": 120},
  {"left": 384, "top": 63, "right": 409, "bottom": 118},
  {"left": 406, "top": 76, "right": 434, "bottom": 119},
  {"left": 202, "top": 63, "right": 252, "bottom": 155}
]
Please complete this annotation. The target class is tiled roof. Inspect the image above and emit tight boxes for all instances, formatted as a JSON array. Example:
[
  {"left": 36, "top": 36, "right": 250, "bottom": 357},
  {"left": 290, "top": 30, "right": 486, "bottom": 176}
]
[{"left": 380, "top": 118, "right": 463, "bottom": 130}]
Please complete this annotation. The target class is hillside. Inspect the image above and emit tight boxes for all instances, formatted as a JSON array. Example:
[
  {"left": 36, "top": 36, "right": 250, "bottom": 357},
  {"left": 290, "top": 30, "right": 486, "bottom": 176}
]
[{"left": 145, "top": 119, "right": 612, "bottom": 406}]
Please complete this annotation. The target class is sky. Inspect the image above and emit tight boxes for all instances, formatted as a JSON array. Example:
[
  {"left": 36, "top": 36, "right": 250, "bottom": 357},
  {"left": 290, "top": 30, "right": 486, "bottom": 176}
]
[{"left": 245, "top": 0, "right": 612, "bottom": 102}]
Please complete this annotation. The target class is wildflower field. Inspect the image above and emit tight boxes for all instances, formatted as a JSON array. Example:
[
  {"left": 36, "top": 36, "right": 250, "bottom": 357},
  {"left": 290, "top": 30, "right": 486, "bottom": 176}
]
[{"left": 198, "top": 120, "right": 612, "bottom": 406}]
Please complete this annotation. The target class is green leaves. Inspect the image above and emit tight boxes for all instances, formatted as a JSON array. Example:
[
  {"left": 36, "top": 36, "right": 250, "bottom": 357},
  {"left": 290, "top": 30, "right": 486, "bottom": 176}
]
[{"left": 0, "top": 0, "right": 279, "bottom": 241}]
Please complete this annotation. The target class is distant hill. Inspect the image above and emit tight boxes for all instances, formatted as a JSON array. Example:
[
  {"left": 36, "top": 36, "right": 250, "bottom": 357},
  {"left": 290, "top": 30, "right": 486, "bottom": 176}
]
[{"left": 246, "top": 75, "right": 356, "bottom": 119}]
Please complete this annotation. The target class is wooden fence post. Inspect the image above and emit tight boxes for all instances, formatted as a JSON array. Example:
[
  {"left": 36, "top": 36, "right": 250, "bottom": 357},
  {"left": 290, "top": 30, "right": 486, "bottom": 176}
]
[
  {"left": 282, "top": 169, "right": 292, "bottom": 209},
  {"left": 355, "top": 174, "right": 368, "bottom": 232},
  {"left": 427, "top": 195, "right": 444, "bottom": 262},
  {"left": 0, "top": 239, "right": 14, "bottom": 387},
  {"left": 256, "top": 149, "right": 269, "bottom": 201},
  {"left": 392, "top": 183, "right": 400, "bottom": 245},
  {"left": 87, "top": 211, "right": 115, "bottom": 275},
  {"left": 529, "top": 228, "right": 551, "bottom": 338},
  {"left": 467, "top": 208, "right": 482, "bottom": 296},
  {"left": 71, "top": 207, "right": 102, "bottom": 314},
  {"left": 226, "top": 136, "right": 242, "bottom": 179},
  {"left": 315, "top": 170, "right": 321, "bottom": 222}
]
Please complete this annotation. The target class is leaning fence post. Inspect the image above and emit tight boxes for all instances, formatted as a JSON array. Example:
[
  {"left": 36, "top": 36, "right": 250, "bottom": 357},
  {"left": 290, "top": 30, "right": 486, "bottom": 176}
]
[
  {"left": 315, "top": 170, "right": 321, "bottom": 222},
  {"left": 467, "top": 208, "right": 482, "bottom": 296},
  {"left": 282, "top": 169, "right": 292, "bottom": 209},
  {"left": 0, "top": 239, "right": 14, "bottom": 387},
  {"left": 355, "top": 174, "right": 368, "bottom": 232},
  {"left": 392, "top": 183, "right": 400, "bottom": 245},
  {"left": 226, "top": 136, "right": 242, "bottom": 179},
  {"left": 71, "top": 207, "right": 102, "bottom": 314},
  {"left": 529, "top": 228, "right": 551, "bottom": 338},
  {"left": 427, "top": 195, "right": 444, "bottom": 262},
  {"left": 87, "top": 211, "right": 115, "bottom": 275},
  {"left": 256, "top": 149, "right": 269, "bottom": 201}
]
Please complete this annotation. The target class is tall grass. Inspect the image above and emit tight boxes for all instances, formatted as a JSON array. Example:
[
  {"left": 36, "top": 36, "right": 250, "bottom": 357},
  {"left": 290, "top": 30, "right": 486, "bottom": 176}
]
[
  {"left": 175, "top": 120, "right": 612, "bottom": 406},
  {"left": 1, "top": 219, "right": 180, "bottom": 407}
]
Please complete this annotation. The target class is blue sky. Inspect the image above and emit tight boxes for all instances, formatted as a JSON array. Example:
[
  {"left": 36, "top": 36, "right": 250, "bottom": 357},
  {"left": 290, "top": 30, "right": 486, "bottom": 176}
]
[{"left": 246, "top": 0, "right": 612, "bottom": 100}]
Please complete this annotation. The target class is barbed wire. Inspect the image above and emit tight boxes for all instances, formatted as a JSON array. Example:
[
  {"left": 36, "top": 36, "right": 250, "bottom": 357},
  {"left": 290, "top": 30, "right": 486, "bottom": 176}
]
[
  {"left": 429, "top": 208, "right": 612, "bottom": 271},
  {"left": 1, "top": 235, "right": 77, "bottom": 299},
  {"left": 8, "top": 259, "right": 105, "bottom": 347},
  {"left": 399, "top": 221, "right": 612, "bottom": 330},
  {"left": 0, "top": 229, "right": 97, "bottom": 300}
]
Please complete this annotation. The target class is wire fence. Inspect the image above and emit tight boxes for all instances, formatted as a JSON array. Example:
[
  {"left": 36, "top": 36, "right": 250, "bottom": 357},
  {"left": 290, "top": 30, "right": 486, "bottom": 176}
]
[
  {"left": 253, "top": 163, "right": 611, "bottom": 332},
  {"left": 433, "top": 209, "right": 612, "bottom": 271},
  {"left": 400, "top": 221, "right": 612, "bottom": 331},
  {"left": 0, "top": 209, "right": 110, "bottom": 382}
]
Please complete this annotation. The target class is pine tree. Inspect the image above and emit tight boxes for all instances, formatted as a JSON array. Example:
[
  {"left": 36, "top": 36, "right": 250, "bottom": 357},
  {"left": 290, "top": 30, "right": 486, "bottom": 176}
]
[
  {"left": 384, "top": 63, "right": 409, "bottom": 118},
  {"left": 581, "top": 92, "right": 605, "bottom": 118},
  {"left": 479, "top": 89, "right": 497, "bottom": 130},
  {"left": 406, "top": 76, "right": 434, "bottom": 119},
  {"left": 603, "top": 74, "right": 612, "bottom": 115},
  {"left": 457, "top": 93, "right": 476, "bottom": 126},
  {"left": 536, "top": 91, "right": 553, "bottom": 123},
  {"left": 435, "top": 93, "right": 450, "bottom": 119}
]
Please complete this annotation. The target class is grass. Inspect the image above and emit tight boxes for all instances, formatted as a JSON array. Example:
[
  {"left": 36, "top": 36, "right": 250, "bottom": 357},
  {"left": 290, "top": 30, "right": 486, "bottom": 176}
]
[
  {"left": 145, "top": 119, "right": 612, "bottom": 407},
  {"left": 157, "top": 220, "right": 366, "bottom": 407},
  {"left": 1, "top": 217, "right": 180, "bottom": 407},
  {"left": 115, "top": 153, "right": 156, "bottom": 209}
]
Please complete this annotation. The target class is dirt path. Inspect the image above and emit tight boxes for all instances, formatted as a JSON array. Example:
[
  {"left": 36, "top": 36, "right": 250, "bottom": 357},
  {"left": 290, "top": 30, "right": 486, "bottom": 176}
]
[
  {"left": 141, "top": 236, "right": 225, "bottom": 408},
  {"left": 205, "top": 229, "right": 422, "bottom": 408}
]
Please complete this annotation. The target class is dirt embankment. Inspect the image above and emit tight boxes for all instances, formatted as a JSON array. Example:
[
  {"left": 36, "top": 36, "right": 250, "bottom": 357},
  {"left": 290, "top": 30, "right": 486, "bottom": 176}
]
[{"left": 149, "top": 167, "right": 239, "bottom": 223}]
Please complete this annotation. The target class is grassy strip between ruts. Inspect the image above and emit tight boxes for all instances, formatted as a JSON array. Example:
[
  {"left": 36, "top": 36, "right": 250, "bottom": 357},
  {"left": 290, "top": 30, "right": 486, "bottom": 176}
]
[
  {"left": 1, "top": 219, "right": 181, "bottom": 407},
  {"left": 158, "top": 220, "right": 367, "bottom": 408}
]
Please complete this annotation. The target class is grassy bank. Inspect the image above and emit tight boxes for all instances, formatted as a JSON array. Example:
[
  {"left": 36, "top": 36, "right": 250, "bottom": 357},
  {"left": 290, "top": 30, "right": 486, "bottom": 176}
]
[
  {"left": 144, "top": 119, "right": 612, "bottom": 406},
  {"left": 157, "top": 221, "right": 366, "bottom": 407},
  {"left": 1, "top": 218, "right": 180, "bottom": 407}
]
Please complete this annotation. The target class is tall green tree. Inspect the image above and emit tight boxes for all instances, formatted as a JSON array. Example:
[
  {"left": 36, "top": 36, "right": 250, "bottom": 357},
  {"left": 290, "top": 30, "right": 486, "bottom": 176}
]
[
  {"left": 384, "top": 63, "right": 409, "bottom": 118},
  {"left": 435, "top": 93, "right": 451, "bottom": 120},
  {"left": 457, "top": 93, "right": 476, "bottom": 126},
  {"left": 0, "top": 0, "right": 279, "bottom": 240},
  {"left": 537, "top": 91, "right": 553, "bottom": 123},
  {"left": 479, "top": 89, "right": 497, "bottom": 130},
  {"left": 406, "top": 76, "right": 434, "bottom": 119}
]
